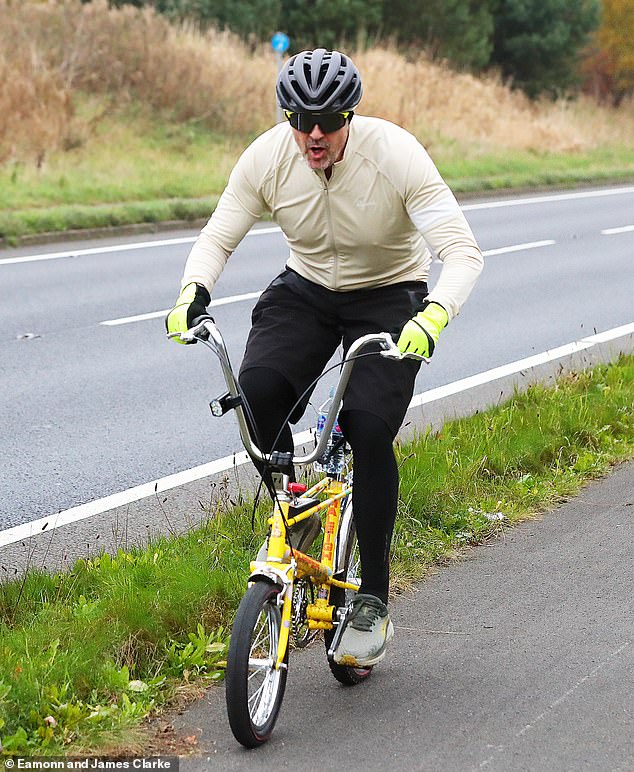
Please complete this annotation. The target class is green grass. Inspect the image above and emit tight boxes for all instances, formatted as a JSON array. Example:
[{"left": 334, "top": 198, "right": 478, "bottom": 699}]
[
  {"left": 391, "top": 364, "right": 634, "bottom": 585},
  {"left": 2, "top": 110, "right": 634, "bottom": 242},
  {"left": 0, "top": 113, "right": 241, "bottom": 241},
  {"left": 1, "top": 356, "right": 633, "bottom": 756},
  {"left": 0, "top": 508, "right": 262, "bottom": 755},
  {"left": 437, "top": 144, "right": 634, "bottom": 192},
  {"left": 1, "top": 115, "right": 242, "bottom": 210}
]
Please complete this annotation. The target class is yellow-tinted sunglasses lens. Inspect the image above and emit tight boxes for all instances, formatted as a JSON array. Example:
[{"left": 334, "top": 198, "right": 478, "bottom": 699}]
[{"left": 284, "top": 111, "right": 351, "bottom": 132}]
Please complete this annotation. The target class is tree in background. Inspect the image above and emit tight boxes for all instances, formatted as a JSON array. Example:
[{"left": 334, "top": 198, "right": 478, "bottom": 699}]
[
  {"left": 105, "top": 0, "right": 606, "bottom": 100},
  {"left": 382, "top": 0, "right": 495, "bottom": 71},
  {"left": 110, "top": 0, "right": 281, "bottom": 41},
  {"left": 107, "top": 0, "right": 492, "bottom": 68},
  {"left": 583, "top": 0, "right": 634, "bottom": 104},
  {"left": 490, "top": 0, "right": 600, "bottom": 97},
  {"left": 189, "top": 0, "right": 280, "bottom": 41},
  {"left": 278, "top": 0, "right": 382, "bottom": 52}
]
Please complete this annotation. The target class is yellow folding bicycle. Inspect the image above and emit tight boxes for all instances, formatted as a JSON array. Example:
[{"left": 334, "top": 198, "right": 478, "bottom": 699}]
[{"left": 172, "top": 317, "right": 418, "bottom": 747}]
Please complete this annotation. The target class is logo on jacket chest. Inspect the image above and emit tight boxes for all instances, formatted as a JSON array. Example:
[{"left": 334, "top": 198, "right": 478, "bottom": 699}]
[{"left": 354, "top": 197, "right": 378, "bottom": 210}]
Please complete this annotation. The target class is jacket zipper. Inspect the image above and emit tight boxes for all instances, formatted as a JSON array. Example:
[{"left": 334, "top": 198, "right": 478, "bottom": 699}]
[{"left": 320, "top": 173, "right": 339, "bottom": 289}]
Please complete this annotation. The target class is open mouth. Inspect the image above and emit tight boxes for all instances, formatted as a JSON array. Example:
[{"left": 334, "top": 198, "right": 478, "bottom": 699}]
[{"left": 308, "top": 146, "right": 327, "bottom": 160}]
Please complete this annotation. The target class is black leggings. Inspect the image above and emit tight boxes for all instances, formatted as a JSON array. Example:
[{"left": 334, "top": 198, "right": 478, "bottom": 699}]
[{"left": 239, "top": 367, "right": 398, "bottom": 604}]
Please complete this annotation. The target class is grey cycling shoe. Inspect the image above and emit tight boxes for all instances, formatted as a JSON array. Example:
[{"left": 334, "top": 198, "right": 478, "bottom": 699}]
[
  {"left": 333, "top": 593, "right": 394, "bottom": 667},
  {"left": 256, "top": 512, "right": 322, "bottom": 561}
]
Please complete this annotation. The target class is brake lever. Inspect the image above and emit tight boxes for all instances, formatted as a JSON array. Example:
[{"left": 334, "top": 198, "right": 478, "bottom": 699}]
[
  {"left": 167, "top": 331, "right": 197, "bottom": 343},
  {"left": 166, "top": 316, "right": 215, "bottom": 344},
  {"left": 377, "top": 334, "right": 429, "bottom": 364},
  {"left": 381, "top": 350, "right": 429, "bottom": 363}
]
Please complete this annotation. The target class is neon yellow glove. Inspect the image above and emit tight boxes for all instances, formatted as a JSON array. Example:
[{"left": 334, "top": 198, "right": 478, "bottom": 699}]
[
  {"left": 397, "top": 301, "right": 448, "bottom": 357},
  {"left": 165, "top": 282, "right": 211, "bottom": 344}
]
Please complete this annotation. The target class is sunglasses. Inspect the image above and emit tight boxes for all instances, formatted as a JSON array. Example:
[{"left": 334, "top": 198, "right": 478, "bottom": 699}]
[{"left": 284, "top": 111, "right": 352, "bottom": 133}]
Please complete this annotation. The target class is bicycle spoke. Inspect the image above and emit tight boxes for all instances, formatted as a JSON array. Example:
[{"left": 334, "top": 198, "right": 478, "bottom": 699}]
[
  {"left": 267, "top": 610, "right": 277, "bottom": 645},
  {"left": 248, "top": 657, "right": 273, "bottom": 676},
  {"left": 248, "top": 679, "right": 267, "bottom": 707},
  {"left": 250, "top": 615, "right": 268, "bottom": 653}
]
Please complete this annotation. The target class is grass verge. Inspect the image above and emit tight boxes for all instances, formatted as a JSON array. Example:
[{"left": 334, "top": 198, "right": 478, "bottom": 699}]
[
  {"left": 436, "top": 145, "right": 634, "bottom": 193},
  {"left": 1, "top": 110, "right": 634, "bottom": 243},
  {"left": 3, "top": 149, "right": 634, "bottom": 243},
  {"left": 1, "top": 356, "right": 633, "bottom": 755},
  {"left": 0, "top": 198, "right": 217, "bottom": 242}
]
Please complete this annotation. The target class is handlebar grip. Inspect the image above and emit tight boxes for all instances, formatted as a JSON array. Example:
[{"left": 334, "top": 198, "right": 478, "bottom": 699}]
[
  {"left": 191, "top": 314, "right": 215, "bottom": 327},
  {"left": 188, "top": 314, "right": 215, "bottom": 341}
]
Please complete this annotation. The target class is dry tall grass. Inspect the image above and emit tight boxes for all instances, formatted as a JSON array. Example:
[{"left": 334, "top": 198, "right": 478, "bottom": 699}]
[
  {"left": 0, "top": 0, "right": 273, "bottom": 162},
  {"left": 357, "top": 48, "right": 634, "bottom": 153},
  {"left": 2, "top": 0, "right": 633, "bottom": 164},
  {"left": 0, "top": 40, "right": 75, "bottom": 164}
]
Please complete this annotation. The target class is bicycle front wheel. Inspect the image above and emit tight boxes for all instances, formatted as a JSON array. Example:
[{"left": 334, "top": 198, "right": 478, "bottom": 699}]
[{"left": 225, "top": 580, "right": 288, "bottom": 747}]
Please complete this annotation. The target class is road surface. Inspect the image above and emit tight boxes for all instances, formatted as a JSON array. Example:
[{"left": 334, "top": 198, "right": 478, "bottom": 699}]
[{"left": 1, "top": 185, "right": 633, "bottom": 531}]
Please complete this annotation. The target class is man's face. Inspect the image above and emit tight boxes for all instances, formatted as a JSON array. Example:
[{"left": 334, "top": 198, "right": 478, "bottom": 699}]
[{"left": 291, "top": 120, "right": 350, "bottom": 172}]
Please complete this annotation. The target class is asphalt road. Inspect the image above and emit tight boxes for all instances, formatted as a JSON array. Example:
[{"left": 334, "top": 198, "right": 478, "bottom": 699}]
[
  {"left": 1, "top": 185, "right": 633, "bottom": 529},
  {"left": 173, "top": 459, "right": 634, "bottom": 771}
]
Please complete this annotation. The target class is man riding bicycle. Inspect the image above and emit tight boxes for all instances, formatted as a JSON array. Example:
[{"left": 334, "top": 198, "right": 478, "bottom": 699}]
[{"left": 167, "top": 48, "right": 483, "bottom": 668}]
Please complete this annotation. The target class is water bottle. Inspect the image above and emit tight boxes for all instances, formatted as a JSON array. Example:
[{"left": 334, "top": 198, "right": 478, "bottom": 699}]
[{"left": 315, "top": 389, "right": 346, "bottom": 475}]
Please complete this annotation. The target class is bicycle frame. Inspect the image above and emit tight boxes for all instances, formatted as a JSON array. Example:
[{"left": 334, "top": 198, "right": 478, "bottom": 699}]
[{"left": 249, "top": 474, "right": 356, "bottom": 670}]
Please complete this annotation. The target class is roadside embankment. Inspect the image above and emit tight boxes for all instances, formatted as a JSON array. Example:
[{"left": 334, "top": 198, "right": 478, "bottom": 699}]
[{"left": 1, "top": 352, "right": 633, "bottom": 756}]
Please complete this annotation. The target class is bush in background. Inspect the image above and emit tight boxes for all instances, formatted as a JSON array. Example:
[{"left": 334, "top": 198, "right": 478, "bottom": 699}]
[
  {"left": 489, "top": 0, "right": 600, "bottom": 98},
  {"left": 1, "top": 0, "right": 632, "bottom": 165},
  {"left": 107, "top": 0, "right": 604, "bottom": 99},
  {"left": 582, "top": 0, "right": 634, "bottom": 104},
  {"left": 0, "top": 0, "right": 273, "bottom": 161}
]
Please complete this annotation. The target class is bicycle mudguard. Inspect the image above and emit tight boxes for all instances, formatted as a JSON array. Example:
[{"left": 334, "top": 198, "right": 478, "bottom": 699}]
[{"left": 248, "top": 563, "right": 294, "bottom": 592}]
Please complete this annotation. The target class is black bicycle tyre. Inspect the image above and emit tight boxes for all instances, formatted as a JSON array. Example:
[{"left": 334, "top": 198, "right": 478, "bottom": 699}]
[
  {"left": 225, "top": 580, "right": 288, "bottom": 747},
  {"left": 325, "top": 512, "right": 373, "bottom": 686}
]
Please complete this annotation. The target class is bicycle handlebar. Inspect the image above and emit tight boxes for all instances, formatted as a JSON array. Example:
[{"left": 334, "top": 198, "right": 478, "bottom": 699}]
[{"left": 168, "top": 316, "right": 426, "bottom": 466}]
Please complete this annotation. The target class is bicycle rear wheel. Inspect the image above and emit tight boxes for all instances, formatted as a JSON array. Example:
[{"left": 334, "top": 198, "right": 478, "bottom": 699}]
[
  {"left": 325, "top": 501, "right": 373, "bottom": 686},
  {"left": 225, "top": 580, "right": 288, "bottom": 747}
]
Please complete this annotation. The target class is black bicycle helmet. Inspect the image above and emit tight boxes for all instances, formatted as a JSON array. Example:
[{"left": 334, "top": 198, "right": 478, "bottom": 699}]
[{"left": 276, "top": 48, "right": 363, "bottom": 112}]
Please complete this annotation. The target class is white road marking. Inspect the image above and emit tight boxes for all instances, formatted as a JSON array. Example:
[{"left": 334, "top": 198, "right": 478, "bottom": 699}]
[
  {"left": 0, "top": 226, "right": 282, "bottom": 266},
  {"left": 100, "top": 291, "right": 263, "bottom": 326},
  {"left": 0, "top": 236, "right": 198, "bottom": 266},
  {"left": 0, "top": 452, "right": 250, "bottom": 549},
  {"left": 2, "top": 186, "right": 633, "bottom": 267},
  {"left": 2, "top": 320, "right": 633, "bottom": 549},
  {"left": 100, "top": 240, "right": 557, "bottom": 327},
  {"left": 461, "top": 185, "right": 634, "bottom": 211},
  {"left": 408, "top": 322, "right": 634, "bottom": 410},
  {"left": 601, "top": 225, "right": 634, "bottom": 235},
  {"left": 482, "top": 240, "right": 555, "bottom": 256}
]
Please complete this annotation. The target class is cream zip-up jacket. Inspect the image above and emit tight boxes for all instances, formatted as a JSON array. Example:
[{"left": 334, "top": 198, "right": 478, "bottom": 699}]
[{"left": 182, "top": 116, "right": 483, "bottom": 320}]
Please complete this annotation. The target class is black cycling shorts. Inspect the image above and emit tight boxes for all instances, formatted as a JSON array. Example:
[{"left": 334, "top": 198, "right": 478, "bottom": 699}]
[{"left": 239, "top": 268, "right": 429, "bottom": 437}]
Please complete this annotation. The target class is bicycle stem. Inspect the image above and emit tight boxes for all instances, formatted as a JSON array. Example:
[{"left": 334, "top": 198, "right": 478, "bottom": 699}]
[{"left": 182, "top": 319, "right": 403, "bottom": 467}]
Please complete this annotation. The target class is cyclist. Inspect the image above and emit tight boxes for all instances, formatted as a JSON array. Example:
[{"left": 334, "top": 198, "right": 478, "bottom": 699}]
[{"left": 167, "top": 48, "right": 483, "bottom": 668}]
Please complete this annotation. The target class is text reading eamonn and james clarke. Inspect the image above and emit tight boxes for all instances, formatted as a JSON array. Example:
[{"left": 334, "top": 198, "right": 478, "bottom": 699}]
[{"left": 4, "top": 758, "right": 179, "bottom": 770}]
